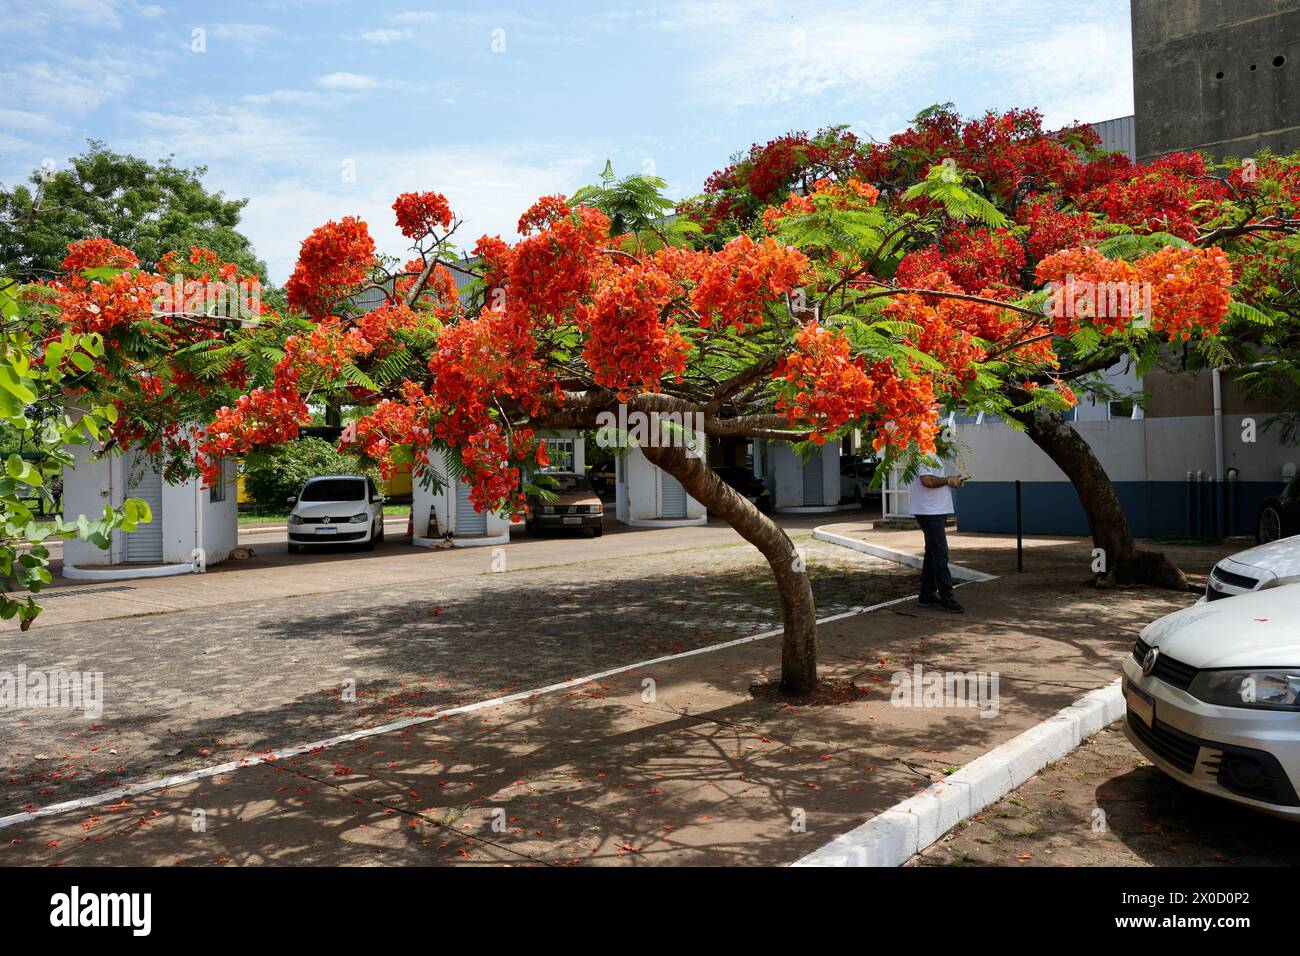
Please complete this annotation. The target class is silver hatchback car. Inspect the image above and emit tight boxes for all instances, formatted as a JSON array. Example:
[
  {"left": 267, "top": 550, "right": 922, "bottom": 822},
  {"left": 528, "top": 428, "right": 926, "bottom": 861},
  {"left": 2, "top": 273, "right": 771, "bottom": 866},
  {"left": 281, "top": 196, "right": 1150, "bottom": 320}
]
[{"left": 1123, "top": 584, "right": 1300, "bottom": 819}]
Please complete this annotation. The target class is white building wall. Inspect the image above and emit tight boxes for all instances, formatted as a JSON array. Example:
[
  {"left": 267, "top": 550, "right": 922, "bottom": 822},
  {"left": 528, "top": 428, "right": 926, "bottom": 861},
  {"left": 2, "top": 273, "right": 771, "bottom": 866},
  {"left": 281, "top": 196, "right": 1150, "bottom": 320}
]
[
  {"left": 411, "top": 449, "right": 511, "bottom": 545},
  {"left": 956, "top": 415, "right": 1299, "bottom": 486},
  {"left": 618, "top": 441, "right": 706, "bottom": 525},
  {"left": 158, "top": 458, "right": 238, "bottom": 564},
  {"left": 770, "top": 440, "right": 840, "bottom": 511},
  {"left": 63, "top": 442, "right": 236, "bottom": 568},
  {"left": 62, "top": 438, "right": 124, "bottom": 567}
]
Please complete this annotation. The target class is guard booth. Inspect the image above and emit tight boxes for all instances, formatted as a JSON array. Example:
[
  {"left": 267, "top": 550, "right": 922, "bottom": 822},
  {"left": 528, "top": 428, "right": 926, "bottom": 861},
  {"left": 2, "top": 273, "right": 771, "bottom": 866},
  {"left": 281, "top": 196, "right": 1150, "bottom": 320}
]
[{"left": 61, "top": 434, "right": 238, "bottom": 576}]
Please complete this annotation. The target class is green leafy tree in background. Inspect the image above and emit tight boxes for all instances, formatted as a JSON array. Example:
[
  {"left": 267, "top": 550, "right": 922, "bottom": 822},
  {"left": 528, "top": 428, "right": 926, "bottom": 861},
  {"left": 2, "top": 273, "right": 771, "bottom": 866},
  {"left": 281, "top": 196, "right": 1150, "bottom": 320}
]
[
  {"left": 0, "top": 142, "right": 267, "bottom": 281},
  {"left": 242, "top": 437, "right": 379, "bottom": 509}
]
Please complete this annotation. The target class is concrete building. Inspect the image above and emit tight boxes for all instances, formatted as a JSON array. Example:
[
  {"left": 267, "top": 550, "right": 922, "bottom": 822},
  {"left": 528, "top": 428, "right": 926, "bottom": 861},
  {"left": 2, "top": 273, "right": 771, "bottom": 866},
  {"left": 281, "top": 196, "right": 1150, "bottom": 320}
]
[
  {"left": 1132, "top": 0, "right": 1300, "bottom": 161},
  {"left": 410, "top": 448, "right": 513, "bottom": 547},
  {"left": 62, "top": 439, "right": 238, "bottom": 575},
  {"left": 761, "top": 440, "right": 843, "bottom": 512},
  {"left": 614, "top": 436, "right": 707, "bottom": 527}
]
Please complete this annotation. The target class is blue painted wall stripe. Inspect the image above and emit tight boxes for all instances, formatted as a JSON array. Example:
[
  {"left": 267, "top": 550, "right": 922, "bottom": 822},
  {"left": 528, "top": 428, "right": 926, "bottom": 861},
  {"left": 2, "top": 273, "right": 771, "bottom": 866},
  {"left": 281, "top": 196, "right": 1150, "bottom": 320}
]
[{"left": 955, "top": 481, "right": 1284, "bottom": 538}]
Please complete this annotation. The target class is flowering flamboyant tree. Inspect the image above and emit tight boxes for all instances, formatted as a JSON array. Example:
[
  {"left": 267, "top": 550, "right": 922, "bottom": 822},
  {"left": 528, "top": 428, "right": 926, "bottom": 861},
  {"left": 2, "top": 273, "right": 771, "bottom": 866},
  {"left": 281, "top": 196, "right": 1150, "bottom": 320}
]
[
  {"left": 696, "top": 105, "right": 1297, "bottom": 588},
  {"left": 183, "top": 162, "right": 1235, "bottom": 694},
  {"left": 851, "top": 106, "right": 1298, "bottom": 586}
]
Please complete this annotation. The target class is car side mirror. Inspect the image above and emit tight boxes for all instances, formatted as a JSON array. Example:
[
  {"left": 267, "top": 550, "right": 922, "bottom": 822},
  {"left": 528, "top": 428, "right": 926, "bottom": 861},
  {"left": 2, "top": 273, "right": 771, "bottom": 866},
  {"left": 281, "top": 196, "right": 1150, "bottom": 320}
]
[
  {"left": 287, "top": 496, "right": 297, "bottom": 504},
  {"left": 371, "top": 496, "right": 383, "bottom": 504}
]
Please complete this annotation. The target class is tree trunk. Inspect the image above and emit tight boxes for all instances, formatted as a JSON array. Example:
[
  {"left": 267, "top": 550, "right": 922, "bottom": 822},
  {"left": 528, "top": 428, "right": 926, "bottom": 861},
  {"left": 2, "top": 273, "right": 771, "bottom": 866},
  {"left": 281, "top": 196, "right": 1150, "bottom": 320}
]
[
  {"left": 1011, "top": 408, "right": 1188, "bottom": 590},
  {"left": 639, "top": 441, "right": 819, "bottom": 694}
]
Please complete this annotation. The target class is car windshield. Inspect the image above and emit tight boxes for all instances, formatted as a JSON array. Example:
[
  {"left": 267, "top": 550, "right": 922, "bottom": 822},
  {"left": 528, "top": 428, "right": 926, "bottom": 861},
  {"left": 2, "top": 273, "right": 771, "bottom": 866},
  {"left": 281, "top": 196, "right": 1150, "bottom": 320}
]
[
  {"left": 301, "top": 479, "right": 365, "bottom": 502},
  {"left": 542, "top": 474, "right": 594, "bottom": 494}
]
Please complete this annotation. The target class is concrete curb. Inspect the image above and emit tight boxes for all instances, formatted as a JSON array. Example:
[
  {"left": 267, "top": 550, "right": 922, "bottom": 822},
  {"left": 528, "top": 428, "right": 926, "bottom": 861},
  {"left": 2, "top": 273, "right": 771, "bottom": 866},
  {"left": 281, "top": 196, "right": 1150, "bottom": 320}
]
[
  {"left": 812, "top": 527, "right": 997, "bottom": 583},
  {"left": 791, "top": 679, "right": 1125, "bottom": 867},
  {"left": 62, "top": 562, "right": 195, "bottom": 581}
]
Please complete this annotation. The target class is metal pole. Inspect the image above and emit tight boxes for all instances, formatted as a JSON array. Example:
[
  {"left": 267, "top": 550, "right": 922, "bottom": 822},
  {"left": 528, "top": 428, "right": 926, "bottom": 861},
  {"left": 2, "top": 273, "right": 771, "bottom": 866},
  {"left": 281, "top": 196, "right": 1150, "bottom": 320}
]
[{"left": 1015, "top": 479, "right": 1023, "bottom": 572}]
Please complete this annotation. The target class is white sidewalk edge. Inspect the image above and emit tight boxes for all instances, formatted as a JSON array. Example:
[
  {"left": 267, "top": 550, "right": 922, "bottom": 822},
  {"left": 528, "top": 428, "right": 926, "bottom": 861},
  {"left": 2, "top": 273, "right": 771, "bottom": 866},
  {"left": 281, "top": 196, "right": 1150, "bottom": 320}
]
[
  {"left": 812, "top": 527, "right": 998, "bottom": 583},
  {"left": 791, "top": 679, "right": 1125, "bottom": 867},
  {"left": 62, "top": 562, "right": 195, "bottom": 581}
]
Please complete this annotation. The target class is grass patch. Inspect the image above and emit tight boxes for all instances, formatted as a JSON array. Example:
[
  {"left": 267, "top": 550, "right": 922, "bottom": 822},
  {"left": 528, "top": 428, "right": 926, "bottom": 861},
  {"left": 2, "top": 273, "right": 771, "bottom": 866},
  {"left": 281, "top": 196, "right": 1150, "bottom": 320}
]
[{"left": 239, "top": 504, "right": 410, "bottom": 525}]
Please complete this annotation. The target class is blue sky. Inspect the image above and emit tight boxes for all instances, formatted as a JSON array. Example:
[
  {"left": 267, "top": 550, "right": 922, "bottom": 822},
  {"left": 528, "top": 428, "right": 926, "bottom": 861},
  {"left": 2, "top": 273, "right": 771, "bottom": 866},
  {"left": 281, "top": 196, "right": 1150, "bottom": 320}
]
[{"left": 0, "top": 0, "right": 1134, "bottom": 282}]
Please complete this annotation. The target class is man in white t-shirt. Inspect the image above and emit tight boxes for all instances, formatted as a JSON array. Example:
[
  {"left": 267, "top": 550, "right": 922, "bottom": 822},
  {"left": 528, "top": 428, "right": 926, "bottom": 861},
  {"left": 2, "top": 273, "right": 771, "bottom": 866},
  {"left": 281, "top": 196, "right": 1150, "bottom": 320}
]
[{"left": 908, "top": 458, "right": 965, "bottom": 613}]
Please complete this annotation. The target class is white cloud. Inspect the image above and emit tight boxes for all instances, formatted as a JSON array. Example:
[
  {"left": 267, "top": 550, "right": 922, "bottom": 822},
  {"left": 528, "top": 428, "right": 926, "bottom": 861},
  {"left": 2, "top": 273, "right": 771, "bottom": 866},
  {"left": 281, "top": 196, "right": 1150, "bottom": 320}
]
[
  {"left": 0, "top": 53, "right": 158, "bottom": 116},
  {"left": 317, "top": 72, "right": 380, "bottom": 91},
  {"left": 654, "top": 0, "right": 1132, "bottom": 126},
  {"left": 387, "top": 11, "right": 441, "bottom": 26},
  {"left": 972, "top": 20, "right": 1133, "bottom": 129},
  {"left": 0, "top": 109, "right": 68, "bottom": 135},
  {"left": 358, "top": 28, "right": 413, "bottom": 44},
  {"left": 209, "top": 22, "right": 281, "bottom": 45}
]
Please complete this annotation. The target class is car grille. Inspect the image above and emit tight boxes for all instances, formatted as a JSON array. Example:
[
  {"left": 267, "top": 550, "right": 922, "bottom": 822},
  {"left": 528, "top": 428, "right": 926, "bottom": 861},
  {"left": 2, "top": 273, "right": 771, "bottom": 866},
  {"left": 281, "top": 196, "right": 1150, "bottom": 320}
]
[
  {"left": 296, "top": 515, "right": 352, "bottom": 525},
  {"left": 1210, "top": 564, "right": 1261, "bottom": 590},
  {"left": 549, "top": 505, "right": 598, "bottom": 515},
  {"left": 289, "top": 530, "right": 367, "bottom": 542},
  {"left": 1128, "top": 711, "right": 1199, "bottom": 773},
  {"left": 1131, "top": 638, "right": 1199, "bottom": 691},
  {"left": 1128, "top": 712, "right": 1299, "bottom": 806}
]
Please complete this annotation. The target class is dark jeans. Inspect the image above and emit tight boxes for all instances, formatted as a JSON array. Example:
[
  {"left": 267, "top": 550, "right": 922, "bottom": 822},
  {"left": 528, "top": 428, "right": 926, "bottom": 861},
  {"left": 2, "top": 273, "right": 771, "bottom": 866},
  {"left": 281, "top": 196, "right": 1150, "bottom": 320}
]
[{"left": 915, "top": 513, "right": 953, "bottom": 601}]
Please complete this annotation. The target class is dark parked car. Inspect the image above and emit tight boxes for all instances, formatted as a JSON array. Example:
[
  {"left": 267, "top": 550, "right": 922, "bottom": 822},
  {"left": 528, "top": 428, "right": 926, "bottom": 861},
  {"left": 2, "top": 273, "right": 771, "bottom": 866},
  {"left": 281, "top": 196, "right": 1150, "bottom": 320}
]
[
  {"left": 1258, "top": 473, "right": 1300, "bottom": 543},
  {"left": 711, "top": 466, "right": 773, "bottom": 514},
  {"left": 587, "top": 462, "right": 616, "bottom": 499},
  {"left": 525, "top": 472, "right": 604, "bottom": 537}
]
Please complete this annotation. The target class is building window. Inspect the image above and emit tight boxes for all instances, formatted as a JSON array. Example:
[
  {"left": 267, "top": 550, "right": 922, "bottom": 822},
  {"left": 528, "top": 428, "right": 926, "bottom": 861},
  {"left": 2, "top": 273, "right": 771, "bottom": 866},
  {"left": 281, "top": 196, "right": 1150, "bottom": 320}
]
[
  {"left": 210, "top": 456, "right": 228, "bottom": 502},
  {"left": 1107, "top": 398, "right": 1141, "bottom": 420},
  {"left": 542, "top": 438, "right": 575, "bottom": 473}
]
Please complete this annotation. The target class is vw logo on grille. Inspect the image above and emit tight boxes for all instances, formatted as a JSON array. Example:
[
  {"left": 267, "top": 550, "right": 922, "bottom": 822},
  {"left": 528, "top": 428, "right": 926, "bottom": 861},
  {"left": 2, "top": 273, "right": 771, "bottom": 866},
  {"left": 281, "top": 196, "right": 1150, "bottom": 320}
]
[
  {"left": 1141, "top": 647, "right": 1160, "bottom": 676},
  {"left": 322, "top": 516, "right": 331, "bottom": 523}
]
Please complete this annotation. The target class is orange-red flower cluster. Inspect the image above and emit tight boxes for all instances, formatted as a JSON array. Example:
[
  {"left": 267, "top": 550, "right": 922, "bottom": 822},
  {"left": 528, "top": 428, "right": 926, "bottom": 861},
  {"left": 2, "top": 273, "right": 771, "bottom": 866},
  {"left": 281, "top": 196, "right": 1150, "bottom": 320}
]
[
  {"left": 688, "top": 235, "right": 808, "bottom": 330},
  {"left": 340, "top": 382, "right": 434, "bottom": 478},
  {"left": 284, "top": 216, "right": 376, "bottom": 318},
  {"left": 774, "top": 322, "right": 938, "bottom": 453},
  {"left": 46, "top": 238, "right": 157, "bottom": 337},
  {"left": 393, "top": 191, "right": 454, "bottom": 239},
  {"left": 1035, "top": 245, "right": 1234, "bottom": 340},
  {"left": 197, "top": 383, "right": 310, "bottom": 484}
]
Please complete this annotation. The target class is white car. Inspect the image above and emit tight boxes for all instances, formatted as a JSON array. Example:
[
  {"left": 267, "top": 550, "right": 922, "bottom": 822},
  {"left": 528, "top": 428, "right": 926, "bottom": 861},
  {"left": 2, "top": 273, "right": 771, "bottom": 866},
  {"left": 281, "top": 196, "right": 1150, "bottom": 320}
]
[
  {"left": 1202, "top": 536, "right": 1300, "bottom": 602},
  {"left": 286, "top": 475, "right": 386, "bottom": 553},
  {"left": 1122, "top": 585, "right": 1300, "bottom": 819},
  {"left": 839, "top": 456, "right": 880, "bottom": 506}
]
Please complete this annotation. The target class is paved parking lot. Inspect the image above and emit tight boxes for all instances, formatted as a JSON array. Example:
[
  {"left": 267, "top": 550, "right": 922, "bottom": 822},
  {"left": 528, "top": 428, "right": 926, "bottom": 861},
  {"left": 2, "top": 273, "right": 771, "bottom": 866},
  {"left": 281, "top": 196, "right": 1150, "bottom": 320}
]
[{"left": 1, "top": 526, "right": 914, "bottom": 818}]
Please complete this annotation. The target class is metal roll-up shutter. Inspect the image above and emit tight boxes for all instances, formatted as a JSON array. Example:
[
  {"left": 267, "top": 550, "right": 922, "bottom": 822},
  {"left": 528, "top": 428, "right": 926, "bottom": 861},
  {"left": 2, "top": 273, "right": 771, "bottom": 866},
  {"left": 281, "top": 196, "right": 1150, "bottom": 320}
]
[
  {"left": 660, "top": 471, "right": 687, "bottom": 518},
  {"left": 125, "top": 450, "right": 164, "bottom": 562},
  {"left": 454, "top": 479, "right": 487, "bottom": 535},
  {"left": 802, "top": 453, "right": 824, "bottom": 506}
]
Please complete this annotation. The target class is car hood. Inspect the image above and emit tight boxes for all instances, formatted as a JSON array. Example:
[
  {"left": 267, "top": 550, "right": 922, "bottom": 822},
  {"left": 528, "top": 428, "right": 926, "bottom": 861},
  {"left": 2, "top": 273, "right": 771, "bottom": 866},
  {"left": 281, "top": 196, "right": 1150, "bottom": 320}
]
[
  {"left": 1217, "top": 536, "right": 1300, "bottom": 581},
  {"left": 1141, "top": 583, "right": 1300, "bottom": 668},
  {"left": 294, "top": 501, "right": 367, "bottom": 518}
]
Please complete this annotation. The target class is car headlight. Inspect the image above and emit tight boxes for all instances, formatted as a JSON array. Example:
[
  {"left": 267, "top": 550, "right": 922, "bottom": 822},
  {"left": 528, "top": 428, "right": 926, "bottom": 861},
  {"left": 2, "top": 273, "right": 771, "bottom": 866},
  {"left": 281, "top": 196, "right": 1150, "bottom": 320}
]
[
  {"left": 349, "top": 512, "right": 369, "bottom": 524},
  {"left": 288, "top": 513, "right": 303, "bottom": 525},
  {"left": 543, "top": 505, "right": 555, "bottom": 515},
  {"left": 1188, "top": 669, "right": 1300, "bottom": 709}
]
